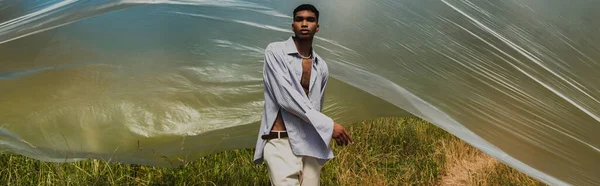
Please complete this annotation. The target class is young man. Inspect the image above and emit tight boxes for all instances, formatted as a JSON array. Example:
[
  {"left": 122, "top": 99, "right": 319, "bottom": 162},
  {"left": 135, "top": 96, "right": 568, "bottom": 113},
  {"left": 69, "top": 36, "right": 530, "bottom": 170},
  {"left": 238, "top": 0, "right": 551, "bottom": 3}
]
[{"left": 253, "top": 4, "right": 354, "bottom": 186}]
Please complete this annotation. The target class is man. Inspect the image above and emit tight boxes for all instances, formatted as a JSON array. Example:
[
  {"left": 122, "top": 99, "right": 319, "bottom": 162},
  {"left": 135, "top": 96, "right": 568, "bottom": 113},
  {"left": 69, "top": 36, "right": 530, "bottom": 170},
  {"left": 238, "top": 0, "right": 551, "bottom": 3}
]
[{"left": 253, "top": 4, "right": 354, "bottom": 186}]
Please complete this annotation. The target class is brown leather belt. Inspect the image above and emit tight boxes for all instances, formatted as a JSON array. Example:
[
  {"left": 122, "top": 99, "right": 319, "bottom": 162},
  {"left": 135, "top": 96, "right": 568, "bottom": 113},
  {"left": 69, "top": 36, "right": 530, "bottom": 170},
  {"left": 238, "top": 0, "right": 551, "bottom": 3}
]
[{"left": 261, "top": 131, "right": 288, "bottom": 140}]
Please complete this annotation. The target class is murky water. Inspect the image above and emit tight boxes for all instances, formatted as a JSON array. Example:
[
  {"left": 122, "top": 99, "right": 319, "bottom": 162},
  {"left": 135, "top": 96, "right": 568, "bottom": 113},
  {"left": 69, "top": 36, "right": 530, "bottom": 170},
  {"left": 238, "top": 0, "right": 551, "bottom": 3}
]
[{"left": 1, "top": 0, "right": 600, "bottom": 185}]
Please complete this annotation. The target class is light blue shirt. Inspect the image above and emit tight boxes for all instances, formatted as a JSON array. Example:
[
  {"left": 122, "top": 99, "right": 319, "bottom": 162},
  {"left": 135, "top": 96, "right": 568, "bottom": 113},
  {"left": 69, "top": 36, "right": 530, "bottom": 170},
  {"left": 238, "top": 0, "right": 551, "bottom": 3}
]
[{"left": 253, "top": 36, "right": 334, "bottom": 165}]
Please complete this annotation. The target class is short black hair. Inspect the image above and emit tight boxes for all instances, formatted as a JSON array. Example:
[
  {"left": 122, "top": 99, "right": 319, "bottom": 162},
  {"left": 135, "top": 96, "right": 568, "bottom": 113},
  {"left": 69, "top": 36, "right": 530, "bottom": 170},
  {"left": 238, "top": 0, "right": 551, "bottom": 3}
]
[{"left": 293, "top": 4, "right": 319, "bottom": 21}]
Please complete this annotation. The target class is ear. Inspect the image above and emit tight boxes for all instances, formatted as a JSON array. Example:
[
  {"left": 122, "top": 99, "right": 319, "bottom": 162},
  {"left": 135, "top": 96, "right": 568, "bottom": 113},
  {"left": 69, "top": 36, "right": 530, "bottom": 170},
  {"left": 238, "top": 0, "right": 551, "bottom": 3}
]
[{"left": 316, "top": 23, "right": 320, "bottom": 33}]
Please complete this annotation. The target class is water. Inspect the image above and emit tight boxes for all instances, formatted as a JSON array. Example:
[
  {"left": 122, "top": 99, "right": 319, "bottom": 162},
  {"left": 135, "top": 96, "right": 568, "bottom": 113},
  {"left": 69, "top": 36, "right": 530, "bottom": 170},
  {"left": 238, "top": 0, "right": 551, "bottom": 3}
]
[{"left": 1, "top": 0, "right": 600, "bottom": 185}]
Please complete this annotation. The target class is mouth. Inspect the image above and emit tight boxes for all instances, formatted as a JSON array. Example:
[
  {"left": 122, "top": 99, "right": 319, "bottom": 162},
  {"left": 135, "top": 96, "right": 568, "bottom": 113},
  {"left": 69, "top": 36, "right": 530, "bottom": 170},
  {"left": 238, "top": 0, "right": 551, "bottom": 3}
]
[{"left": 300, "top": 29, "right": 310, "bottom": 34}]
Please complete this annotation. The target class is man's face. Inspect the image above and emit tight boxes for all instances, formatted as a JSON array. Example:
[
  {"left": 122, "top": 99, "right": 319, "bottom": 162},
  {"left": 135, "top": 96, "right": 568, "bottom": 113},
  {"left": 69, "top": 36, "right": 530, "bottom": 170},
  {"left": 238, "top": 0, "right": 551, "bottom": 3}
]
[{"left": 292, "top": 10, "right": 319, "bottom": 40}]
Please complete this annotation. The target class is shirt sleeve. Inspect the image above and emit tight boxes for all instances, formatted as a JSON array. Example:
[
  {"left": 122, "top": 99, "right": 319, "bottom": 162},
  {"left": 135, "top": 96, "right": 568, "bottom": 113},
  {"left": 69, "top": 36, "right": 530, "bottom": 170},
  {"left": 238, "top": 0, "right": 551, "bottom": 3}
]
[
  {"left": 320, "top": 61, "right": 329, "bottom": 110},
  {"left": 262, "top": 45, "right": 334, "bottom": 147}
]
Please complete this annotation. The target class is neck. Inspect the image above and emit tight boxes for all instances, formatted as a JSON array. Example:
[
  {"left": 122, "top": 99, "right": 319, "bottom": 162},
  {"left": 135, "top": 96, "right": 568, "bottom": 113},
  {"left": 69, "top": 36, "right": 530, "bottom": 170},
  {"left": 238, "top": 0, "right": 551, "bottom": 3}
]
[{"left": 293, "top": 36, "right": 312, "bottom": 58}]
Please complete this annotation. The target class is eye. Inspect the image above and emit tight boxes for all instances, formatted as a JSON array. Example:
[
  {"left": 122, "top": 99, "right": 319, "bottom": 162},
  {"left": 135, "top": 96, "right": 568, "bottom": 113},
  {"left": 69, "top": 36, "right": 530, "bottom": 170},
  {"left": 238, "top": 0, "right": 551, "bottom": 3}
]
[{"left": 294, "top": 16, "right": 317, "bottom": 22}]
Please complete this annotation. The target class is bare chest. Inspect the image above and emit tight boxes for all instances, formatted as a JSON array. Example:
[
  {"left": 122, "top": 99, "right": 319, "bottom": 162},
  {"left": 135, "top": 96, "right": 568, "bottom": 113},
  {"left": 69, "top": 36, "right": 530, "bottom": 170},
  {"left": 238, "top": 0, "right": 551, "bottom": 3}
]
[{"left": 300, "top": 58, "right": 312, "bottom": 95}]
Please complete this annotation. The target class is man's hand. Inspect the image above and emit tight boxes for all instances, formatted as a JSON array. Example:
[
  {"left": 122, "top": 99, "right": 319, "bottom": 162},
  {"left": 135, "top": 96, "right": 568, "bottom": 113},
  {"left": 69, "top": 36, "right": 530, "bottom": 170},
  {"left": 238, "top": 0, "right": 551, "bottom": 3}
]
[{"left": 332, "top": 122, "right": 354, "bottom": 146}]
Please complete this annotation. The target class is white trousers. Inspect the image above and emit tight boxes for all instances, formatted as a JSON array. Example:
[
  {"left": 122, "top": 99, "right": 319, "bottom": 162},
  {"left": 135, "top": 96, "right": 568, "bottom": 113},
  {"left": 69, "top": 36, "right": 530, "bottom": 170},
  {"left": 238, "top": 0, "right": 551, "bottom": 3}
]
[{"left": 263, "top": 138, "right": 322, "bottom": 186}]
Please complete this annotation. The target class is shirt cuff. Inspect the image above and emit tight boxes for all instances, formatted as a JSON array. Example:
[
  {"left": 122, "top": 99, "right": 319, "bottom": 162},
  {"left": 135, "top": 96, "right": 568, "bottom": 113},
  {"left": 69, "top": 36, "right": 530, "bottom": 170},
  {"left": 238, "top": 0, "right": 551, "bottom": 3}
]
[{"left": 305, "top": 109, "right": 334, "bottom": 147}]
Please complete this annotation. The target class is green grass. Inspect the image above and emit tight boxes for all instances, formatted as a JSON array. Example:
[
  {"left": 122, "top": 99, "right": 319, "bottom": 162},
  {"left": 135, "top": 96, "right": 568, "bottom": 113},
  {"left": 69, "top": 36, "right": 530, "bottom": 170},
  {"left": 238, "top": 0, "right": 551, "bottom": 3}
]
[{"left": 0, "top": 117, "right": 545, "bottom": 185}]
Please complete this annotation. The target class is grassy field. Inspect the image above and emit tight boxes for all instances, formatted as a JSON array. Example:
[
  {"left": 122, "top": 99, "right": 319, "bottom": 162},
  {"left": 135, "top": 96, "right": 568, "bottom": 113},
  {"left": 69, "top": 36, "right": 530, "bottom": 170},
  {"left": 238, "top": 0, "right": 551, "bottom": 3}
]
[{"left": 0, "top": 117, "right": 545, "bottom": 185}]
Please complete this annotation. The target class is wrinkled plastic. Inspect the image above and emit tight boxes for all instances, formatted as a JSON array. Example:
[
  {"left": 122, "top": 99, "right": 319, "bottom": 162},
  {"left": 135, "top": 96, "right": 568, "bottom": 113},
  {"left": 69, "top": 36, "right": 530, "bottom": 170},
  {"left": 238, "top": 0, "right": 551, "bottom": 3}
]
[{"left": 1, "top": 0, "right": 599, "bottom": 185}]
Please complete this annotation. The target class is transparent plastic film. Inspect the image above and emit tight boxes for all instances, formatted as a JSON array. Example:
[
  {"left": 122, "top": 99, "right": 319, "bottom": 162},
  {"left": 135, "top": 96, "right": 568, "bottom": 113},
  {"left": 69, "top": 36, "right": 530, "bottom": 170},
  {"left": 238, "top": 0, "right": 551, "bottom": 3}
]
[{"left": 1, "top": 0, "right": 599, "bottom": 185}]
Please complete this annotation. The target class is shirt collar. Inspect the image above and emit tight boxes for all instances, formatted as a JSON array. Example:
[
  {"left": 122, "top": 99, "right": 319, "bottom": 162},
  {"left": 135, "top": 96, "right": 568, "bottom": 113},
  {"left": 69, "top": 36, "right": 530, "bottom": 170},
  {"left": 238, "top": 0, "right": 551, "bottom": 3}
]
[{"left": 284, "top": 36, "right": 320, "bottom": 64}]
